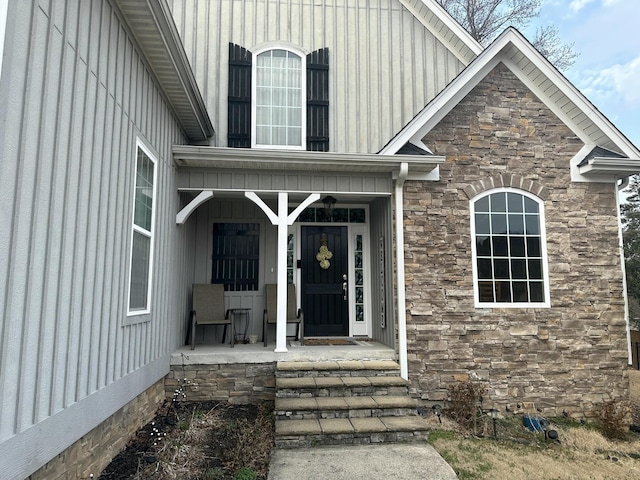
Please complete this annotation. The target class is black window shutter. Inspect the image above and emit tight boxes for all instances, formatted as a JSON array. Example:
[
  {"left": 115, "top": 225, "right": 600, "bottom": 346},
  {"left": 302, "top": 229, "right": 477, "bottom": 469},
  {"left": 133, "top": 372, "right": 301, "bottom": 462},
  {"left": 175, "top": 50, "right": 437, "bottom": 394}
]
[
  {"left": 228, "top": 43, "right": 252, "bottom": 148},
  {"left": 306, "top": 48, "right": 329, "bottom": 152}
]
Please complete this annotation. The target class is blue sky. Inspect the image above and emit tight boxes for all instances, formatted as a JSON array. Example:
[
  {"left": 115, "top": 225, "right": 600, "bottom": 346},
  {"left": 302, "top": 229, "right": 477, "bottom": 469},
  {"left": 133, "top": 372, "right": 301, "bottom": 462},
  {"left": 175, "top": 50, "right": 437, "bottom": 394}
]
[{"left": 523, "top": 0, "right": 640, "bottom": 149}]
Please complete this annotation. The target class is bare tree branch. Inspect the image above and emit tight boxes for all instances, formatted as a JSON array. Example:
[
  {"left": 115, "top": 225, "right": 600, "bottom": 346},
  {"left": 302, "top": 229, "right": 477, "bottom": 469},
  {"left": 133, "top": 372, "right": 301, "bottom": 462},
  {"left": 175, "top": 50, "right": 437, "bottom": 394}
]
[{"left": 437, "top": 0, "right": 578, "bottom": 70}]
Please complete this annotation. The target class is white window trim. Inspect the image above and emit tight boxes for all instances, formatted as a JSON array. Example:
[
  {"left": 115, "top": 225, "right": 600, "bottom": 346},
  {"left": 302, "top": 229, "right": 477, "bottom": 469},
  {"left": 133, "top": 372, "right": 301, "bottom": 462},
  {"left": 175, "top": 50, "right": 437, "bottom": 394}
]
[
  {"left": 126, "top": 138, "right": 157, "bottom": 317},
  {"left": 470, "top": 187, "right": 551, "bottom": 309},
  {"left": 251, "top": 45, "right": 307, "bottom": 150}
]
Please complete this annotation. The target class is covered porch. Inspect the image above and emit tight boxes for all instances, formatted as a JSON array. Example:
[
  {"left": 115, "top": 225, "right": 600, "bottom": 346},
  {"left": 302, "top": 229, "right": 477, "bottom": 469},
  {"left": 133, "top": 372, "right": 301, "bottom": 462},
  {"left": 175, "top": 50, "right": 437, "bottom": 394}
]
[{"left": 172, "top": 146, "right": 444, "bottom": 379}]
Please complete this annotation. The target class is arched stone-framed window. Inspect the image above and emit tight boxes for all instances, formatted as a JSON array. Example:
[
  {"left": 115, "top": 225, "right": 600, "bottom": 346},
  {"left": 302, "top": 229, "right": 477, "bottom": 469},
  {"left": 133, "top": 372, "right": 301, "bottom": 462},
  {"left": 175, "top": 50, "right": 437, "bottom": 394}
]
[{"left": 470, "top": 187, "right": 550, "bottom": 308}]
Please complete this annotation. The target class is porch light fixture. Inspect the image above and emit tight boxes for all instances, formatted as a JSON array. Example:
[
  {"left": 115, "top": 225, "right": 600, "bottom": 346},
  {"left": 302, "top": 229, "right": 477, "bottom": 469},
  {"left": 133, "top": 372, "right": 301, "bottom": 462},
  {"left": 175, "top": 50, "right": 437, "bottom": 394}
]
[{"left": 322, "top": 195, "right": 337, "bottom": 219}]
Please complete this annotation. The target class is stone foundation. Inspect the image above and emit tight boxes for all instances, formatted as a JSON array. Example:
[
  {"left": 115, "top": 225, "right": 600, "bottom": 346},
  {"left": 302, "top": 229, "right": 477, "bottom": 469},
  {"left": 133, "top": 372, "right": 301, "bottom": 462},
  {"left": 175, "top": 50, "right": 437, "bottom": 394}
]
[
  {"left": 165, "top": 363, "right": 277, "bottom": 403},
  {"left": 28, "top": 380, "right": 165, "bottom": 480},
  {"left": 404, "top": 62, "right": 630, "bottom": 416}
]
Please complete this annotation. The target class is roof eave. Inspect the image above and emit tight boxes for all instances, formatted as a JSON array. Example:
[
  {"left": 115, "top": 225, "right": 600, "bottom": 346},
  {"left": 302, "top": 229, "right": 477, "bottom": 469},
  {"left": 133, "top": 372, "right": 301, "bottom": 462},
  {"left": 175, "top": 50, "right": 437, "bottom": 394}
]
[
  {"left": 173, "top": 146, "right": 445, "bottom": 174},
  {"left": 116, "top": 0, "right": 214, "bottom": 142},
  {"left": 578, "top": 157, "right": 640, "bottom": 178},
  {"left": 399, "top": 0, "right": 482, "bottom": 65}
]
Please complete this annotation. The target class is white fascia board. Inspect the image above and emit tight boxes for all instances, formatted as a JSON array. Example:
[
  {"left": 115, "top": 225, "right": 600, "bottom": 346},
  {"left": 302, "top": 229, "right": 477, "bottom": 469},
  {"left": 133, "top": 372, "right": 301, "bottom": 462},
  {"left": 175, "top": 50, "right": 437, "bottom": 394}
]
[
  {"left": 497, "top": 33, "right": 640, "bottom": 160},
  {"left": 578, "top": 157, "right": 640, "bottom": 179},
  {"left": 173, "top": 146, "right": 445, "bottom": 174},
  {"left": 379, "top": 50, "right": 504, "bottom": 155},
  {"left": 399, "top": 0, "right": 482, "bottom": 64},
  {"left": 381, "top": 27, "right": 640, "bottom": 161}
]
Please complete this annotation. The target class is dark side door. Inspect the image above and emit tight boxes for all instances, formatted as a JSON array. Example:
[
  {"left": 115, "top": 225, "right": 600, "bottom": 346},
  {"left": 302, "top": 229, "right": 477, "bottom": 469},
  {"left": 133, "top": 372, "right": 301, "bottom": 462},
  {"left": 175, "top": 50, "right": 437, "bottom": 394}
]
[{"left": 301, "top": 226, "right": 349, "bottom": 336}]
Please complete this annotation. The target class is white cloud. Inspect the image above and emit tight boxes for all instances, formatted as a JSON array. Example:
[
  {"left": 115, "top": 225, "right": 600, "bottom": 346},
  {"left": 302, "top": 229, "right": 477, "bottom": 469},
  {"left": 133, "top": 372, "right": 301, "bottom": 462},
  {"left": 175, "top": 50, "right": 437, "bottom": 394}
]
[
  {"left": 578, "top": 55, "right": 640, "bottom": 108},
  {"left": 569, "top": 0, "right": 594, "bottom": 12}
]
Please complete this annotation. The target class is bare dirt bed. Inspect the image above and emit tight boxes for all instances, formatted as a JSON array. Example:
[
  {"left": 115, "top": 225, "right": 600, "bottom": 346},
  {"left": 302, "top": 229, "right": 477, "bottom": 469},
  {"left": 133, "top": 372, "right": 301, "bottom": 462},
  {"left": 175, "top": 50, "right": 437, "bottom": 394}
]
[{"left": 100, "top": 400, "right": 274, "bottom": 480}]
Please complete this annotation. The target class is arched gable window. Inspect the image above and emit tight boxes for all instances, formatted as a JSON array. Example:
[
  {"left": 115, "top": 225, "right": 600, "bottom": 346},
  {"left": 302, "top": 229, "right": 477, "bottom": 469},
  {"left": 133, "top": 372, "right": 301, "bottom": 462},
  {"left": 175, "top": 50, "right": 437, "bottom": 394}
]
[
  {"left": 228, "top": 43, "right": 329, "bottom": 151},
  {"left": 253, "top": 48, "right": 305, "bottom": 148},
  {"left": 471, "top": 188, "right": 550, "bottom": 308}
]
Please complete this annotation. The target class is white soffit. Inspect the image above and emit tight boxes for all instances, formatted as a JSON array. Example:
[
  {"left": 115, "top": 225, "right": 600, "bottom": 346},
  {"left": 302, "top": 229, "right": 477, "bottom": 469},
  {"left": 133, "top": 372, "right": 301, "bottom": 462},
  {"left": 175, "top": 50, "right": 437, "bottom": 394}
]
[
  {"left": 115, "top": 0, "right": 214, "bottom": 141},
  {"left": 380, "top": 27, "right": 640, "bottom": 163}
]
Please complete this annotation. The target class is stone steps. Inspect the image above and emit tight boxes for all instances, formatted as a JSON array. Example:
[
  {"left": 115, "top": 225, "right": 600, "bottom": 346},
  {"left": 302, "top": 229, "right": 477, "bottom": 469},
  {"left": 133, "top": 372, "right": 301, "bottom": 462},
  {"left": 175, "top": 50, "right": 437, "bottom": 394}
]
[
  {"left": 276, "top": 375, "right": 410, "bottom": 398},
  {"left": 274, "top": 360, "right": 430, "bottom": 448}
]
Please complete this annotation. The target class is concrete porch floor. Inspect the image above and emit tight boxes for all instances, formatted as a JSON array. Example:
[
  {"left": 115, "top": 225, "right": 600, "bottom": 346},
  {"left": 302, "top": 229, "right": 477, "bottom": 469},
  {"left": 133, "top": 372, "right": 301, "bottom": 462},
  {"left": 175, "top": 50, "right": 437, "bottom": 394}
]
[{"left": 171, "top": 339, "right": 396, "bottom": 365}]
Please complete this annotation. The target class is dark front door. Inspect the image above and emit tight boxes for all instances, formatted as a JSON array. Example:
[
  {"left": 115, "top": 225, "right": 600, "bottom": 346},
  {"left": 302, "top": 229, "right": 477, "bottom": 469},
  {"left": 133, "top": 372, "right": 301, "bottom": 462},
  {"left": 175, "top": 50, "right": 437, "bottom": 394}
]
[{"left": 302, "top": 226, "right": 349, "bottom": 336}]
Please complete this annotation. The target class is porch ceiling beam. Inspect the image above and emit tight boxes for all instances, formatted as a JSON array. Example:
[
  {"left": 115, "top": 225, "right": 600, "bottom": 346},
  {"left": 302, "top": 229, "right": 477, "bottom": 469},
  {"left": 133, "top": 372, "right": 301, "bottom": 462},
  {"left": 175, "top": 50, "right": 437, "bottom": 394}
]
[{"left": 176, "top": 190, "right": 213, "bottom": 224}]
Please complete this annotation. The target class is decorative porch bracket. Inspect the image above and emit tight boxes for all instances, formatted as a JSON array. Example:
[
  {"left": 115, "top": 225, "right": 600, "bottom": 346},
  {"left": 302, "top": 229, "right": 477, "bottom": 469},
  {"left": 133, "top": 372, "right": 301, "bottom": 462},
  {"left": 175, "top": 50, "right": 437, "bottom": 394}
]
[
  {"left": 176, "top": 190, "right": 214, "bottom": 224},
  {"left": 245, "top": 191, "right": 320, "bottom": 352}
]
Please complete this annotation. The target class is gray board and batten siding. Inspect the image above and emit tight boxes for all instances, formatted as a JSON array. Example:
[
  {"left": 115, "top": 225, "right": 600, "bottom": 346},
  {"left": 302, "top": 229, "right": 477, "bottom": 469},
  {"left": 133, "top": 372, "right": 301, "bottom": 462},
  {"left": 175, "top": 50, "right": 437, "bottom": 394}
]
[
  {"left": 168, "top": 0, "right": 466, "bottom": 153},
  {"left": 0, "top": 1, "right": 196, "bottom": 478}
]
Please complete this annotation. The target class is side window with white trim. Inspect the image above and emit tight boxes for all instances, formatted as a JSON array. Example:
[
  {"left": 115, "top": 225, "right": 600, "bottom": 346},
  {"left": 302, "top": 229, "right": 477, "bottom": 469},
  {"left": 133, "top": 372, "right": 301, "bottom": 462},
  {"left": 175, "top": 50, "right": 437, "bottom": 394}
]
[
  {"left": 127, "top": 141, "right": 156, "bottom": 315},
  {"left": 471, "top": 189, "right": 550, "bottom": 307}
]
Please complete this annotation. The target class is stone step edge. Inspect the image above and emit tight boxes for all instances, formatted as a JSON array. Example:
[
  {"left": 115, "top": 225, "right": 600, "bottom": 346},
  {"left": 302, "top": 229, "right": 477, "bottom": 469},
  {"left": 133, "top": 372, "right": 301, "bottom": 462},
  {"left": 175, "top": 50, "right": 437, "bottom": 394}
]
[
  {"left": 274, "top": 430, "right": 430, "bottom": 449},
  {"left": 275, "top": 416, "right": 431, "bottom": 437},
  {"left": 276, "top": 375, "right": 408, "bottom": 390},
  {"left": 275, "top": 395, "right": 417, "bottom": 412},
  {"left": 277, "top": 360, "right": 400, "bottom": 372}
]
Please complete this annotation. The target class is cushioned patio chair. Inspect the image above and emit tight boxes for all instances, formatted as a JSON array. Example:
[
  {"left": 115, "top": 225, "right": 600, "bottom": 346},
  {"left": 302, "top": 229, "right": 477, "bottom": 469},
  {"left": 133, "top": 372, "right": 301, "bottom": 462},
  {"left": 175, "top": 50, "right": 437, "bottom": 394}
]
[
  {"left": 263, "top": 283, "right": 304, "bottom": 347},
  {"left": 190, "top": 284, "right": 233, "bottom": 349}
]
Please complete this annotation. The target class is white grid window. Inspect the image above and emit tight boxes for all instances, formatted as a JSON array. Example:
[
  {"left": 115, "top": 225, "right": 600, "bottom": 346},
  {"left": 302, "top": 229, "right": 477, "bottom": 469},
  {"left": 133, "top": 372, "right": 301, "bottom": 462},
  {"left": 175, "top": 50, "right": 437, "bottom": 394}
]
[
  {"left": 253, "top": 49, "right": 304, "bottom": 148},
  {"left": 127, "top": 141, "right": 156, "bottom": 315},
  {"left": 471, "top": 189, "right": 550, "bottom": 308}
]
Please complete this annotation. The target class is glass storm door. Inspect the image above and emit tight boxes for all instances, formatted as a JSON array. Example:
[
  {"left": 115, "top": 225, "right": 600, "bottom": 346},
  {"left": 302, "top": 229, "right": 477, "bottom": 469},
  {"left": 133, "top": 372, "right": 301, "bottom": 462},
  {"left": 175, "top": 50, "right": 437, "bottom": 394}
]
[{"left": 301, "top": 226, "right": 349, "bottom": 336}]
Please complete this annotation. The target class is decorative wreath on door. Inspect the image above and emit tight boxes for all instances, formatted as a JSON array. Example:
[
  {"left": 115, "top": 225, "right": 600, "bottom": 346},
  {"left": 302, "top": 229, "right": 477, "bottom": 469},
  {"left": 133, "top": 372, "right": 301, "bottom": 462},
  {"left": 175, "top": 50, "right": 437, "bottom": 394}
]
[{"left": 316, "top": 234, "right": 333, "bottom": 269}]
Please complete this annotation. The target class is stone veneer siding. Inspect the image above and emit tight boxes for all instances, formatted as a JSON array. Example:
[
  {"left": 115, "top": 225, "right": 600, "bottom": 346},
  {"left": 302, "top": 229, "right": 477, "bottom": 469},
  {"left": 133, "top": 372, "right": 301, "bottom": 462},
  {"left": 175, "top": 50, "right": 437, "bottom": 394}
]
[
  {"left": 404, "top": 62, "right": 629, "bottom": 416},
  {"left": 28, "top": 380, "right": 165, "bottom": 480},
  {"left": 164, "top": 363, "right": 276, "bottom": 404}
]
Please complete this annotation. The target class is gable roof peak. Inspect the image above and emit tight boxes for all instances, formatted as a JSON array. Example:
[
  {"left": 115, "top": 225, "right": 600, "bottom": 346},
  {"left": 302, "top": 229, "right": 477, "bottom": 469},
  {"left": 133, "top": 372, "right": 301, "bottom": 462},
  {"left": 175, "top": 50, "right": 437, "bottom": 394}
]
[{"left": 381, "top": 25, "right": 640, "bottom": 161}]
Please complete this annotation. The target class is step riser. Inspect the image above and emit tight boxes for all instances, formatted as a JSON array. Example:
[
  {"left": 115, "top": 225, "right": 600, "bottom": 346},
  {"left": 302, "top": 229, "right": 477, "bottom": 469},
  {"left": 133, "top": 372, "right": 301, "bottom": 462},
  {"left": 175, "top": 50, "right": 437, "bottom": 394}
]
[
  {"left": 275, "top": 431, "right": 430, "bottom": 449},
  {"left": 276, "top": 386, "right": 409, "bottom": 398},
  {"left": 275, "top": 408, "right": 418, "bottom": 421},
  {"left": 277, "top": 369, "right": 401, "bottom": 378}
]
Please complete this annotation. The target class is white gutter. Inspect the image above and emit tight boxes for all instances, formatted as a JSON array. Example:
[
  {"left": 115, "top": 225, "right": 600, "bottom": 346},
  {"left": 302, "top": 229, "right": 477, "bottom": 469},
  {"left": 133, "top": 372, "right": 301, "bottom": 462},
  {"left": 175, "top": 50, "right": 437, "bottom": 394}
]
[
  {"left": 395, "top": 162, "right": 409, "bottom": 380},
  {"left": 616, "top": 180, "right": 632, "bottom": 365}
]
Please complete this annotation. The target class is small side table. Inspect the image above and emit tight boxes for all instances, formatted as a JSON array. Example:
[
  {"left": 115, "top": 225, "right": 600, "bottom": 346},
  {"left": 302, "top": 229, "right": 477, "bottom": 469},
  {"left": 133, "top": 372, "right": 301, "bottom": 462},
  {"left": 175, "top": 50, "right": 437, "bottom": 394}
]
[{"left": 229, "top": 308, "right": 251, "bottom": 344}]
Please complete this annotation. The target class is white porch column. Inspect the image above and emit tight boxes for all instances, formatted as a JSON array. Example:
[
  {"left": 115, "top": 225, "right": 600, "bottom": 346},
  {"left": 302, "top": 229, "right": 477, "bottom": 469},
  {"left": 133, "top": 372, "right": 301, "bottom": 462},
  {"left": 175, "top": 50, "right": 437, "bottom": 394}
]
[
  {"left": 275, "top": 192, "right": 289, "bottom": 352},
  {"left": 246, "top": 191, "right": 320, "bottom": 353},
  {"left": 395, "top": 163, "right": 409, "bottom": 380}
]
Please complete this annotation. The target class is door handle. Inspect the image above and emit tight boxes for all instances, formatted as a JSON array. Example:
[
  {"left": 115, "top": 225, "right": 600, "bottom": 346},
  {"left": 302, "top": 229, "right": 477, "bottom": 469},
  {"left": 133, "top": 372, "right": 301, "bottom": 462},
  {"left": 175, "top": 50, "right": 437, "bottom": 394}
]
[{"left": 342, "top": 274, "right": 348, "bottom": 300}]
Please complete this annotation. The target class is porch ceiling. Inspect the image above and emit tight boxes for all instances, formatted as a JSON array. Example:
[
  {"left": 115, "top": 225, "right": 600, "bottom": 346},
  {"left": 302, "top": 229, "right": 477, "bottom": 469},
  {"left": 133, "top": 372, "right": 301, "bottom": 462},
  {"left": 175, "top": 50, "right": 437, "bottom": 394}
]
[{"left": 172, "top": 146, "right": 445, "bottom": 174}]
